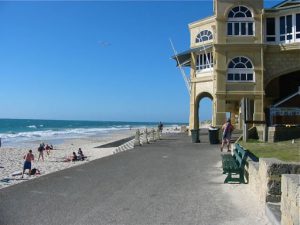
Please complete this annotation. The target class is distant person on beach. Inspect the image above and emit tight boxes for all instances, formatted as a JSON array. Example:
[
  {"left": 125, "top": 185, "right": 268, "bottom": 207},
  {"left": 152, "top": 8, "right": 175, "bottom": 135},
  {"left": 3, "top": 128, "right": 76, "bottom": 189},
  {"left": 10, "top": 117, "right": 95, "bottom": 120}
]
[
  {"left": 220, "top": 119, "right": 234, "bottom": 152},
  {"left": 38, "top": 144, "right": 45, "bottom": 161},
  {"left": 45, "top": 144, "right": 51, "bottom": 155},
  {"left": 0, "top": 137, "right": 1, "bottom": 148},
  {"left": 158, "top": 122, "right": 163, "bottom": 132},
  {"left": 72, "top": 152, "right": 78, "bottom": 162},
  {"left": 22, "top": 150, "right": 34, "bottom": 178},
  {"left": 77, "top": 148, "right": 85, "bottom": 161}
]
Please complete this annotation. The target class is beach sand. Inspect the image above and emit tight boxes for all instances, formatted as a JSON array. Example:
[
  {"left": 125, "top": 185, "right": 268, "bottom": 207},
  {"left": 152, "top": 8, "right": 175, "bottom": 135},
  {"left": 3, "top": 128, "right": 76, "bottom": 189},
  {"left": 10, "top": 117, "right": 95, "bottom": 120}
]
[{"left": 0, "top": 127, "right": 183, "bottom": 190}]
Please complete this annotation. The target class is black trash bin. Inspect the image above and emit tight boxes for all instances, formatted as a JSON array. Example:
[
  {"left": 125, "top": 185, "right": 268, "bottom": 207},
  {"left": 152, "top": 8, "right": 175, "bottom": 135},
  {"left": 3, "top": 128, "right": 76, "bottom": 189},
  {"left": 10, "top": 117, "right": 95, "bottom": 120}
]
[
  {"left": 208, "top": 127, "right": 220, "bottom": 144},
  {"left": 191, "top": 129, "right": 200, "bottom": 143}
]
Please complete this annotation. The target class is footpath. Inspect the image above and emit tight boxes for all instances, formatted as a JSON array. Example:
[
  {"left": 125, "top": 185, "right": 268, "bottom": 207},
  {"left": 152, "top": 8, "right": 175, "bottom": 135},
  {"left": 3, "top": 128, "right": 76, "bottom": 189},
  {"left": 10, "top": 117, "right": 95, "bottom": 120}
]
[{"left": 0, "top": 132, "right": 270, "bottom": 225}]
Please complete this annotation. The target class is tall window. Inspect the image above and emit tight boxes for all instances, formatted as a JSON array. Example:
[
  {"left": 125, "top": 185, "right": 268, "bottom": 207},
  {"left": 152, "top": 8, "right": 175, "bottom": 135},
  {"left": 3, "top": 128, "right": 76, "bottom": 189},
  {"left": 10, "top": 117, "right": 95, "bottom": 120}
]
[
  {"left": 227, "top": 57, "right": 254, "bottom": 82},
  {"left": 266, "top": 18, "right": 276, "bottom": 42},
  {"left": 227, "top": 6, "right": 254, "bottom": 36},
  {"left": 196, "top": 52, "right": 213, "bottom": 71},
  {"left": 196, "top": 30, "right": 213, "bottom": 43},
  {"left": 280, "top": 15, "right": 293, "bottom": 41},
  {"left": 296, "top": 14, "right": 300, "bottom": 39},
  {"left": 266, "top": 13, "right": 300, "bottom": 43}
]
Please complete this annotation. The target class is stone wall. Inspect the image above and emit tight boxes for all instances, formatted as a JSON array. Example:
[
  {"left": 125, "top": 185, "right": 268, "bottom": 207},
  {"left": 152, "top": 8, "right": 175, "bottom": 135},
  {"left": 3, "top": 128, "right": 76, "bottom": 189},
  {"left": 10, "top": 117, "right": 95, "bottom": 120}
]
[
  {"left": 281, "top": 174, "right": 300, "bottom": 225},
  {"left": 268, "top": 126, "right": 300, "bottom": 143},
  {"left": 245, "top": 158, "right": 300, "bottom": 224},
  {"left": 246, "top": 158, "right": 300, "bottom": 203}
]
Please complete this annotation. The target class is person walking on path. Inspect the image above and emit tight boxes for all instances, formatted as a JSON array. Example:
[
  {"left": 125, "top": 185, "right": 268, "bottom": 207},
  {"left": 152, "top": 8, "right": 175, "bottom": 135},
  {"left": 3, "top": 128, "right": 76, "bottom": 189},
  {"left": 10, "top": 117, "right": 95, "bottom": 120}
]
[
  {"left": 22, "top": 150, "right": 34, "bottom": 178},
  {"left": 220, "top": 119, "right": 234, "bottom": 152}
]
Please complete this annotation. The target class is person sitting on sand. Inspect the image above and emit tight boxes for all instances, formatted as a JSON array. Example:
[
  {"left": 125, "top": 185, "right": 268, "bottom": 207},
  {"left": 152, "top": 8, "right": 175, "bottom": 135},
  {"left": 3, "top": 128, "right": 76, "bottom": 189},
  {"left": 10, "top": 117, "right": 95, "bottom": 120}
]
[
  {"left": 38, "top": 143, "right": 45, "bottom": 161},
  {"left": 77, "top": 148, "right": 85, "bottom": 161},
  {"left": 72, "top": 152, "right": 78, "bottom": 162},
  {"left": 22, "top": 150, "right": 34, "bottom": 178}
]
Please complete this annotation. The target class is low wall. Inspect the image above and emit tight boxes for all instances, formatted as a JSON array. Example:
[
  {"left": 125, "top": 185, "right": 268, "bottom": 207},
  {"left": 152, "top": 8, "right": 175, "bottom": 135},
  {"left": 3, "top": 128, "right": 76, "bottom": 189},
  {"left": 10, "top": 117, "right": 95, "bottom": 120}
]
[
  {"left": 268, "top": 126, "right": 300, "bottom": 143},
  {"left": 245, "top": 158, "right": 300, "bottom": 224},
  {"left": 281, "top": 174, "right": 300, "bottom": 225}
]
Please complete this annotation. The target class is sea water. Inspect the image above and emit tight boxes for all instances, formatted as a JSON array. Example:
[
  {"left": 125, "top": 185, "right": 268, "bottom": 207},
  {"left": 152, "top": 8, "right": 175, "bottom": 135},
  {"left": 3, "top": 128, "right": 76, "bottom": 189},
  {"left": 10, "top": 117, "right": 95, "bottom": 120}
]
[{"left": 0, "top": 119, "right": 184, "bottom": 147}]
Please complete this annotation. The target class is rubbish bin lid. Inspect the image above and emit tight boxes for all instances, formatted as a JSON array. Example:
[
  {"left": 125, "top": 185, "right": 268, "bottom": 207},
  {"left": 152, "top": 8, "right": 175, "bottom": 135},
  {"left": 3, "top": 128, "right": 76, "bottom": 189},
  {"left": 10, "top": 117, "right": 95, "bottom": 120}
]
[{"left": 208, "top": 127, "right": 219, "bottom": 130}]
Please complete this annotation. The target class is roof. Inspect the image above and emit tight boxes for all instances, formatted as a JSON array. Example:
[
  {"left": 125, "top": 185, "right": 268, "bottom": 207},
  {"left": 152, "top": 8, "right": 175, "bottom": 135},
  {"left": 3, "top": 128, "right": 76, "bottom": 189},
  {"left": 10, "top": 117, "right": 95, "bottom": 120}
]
[
  {"left": 171, "top": 45, "right": 212, "bottom": 67},
  {"left": 273, "top": 86, "right": 300, "bottom": 108},
  {"left": 271, "top": 0, "right": 300, "bottom": 9}
]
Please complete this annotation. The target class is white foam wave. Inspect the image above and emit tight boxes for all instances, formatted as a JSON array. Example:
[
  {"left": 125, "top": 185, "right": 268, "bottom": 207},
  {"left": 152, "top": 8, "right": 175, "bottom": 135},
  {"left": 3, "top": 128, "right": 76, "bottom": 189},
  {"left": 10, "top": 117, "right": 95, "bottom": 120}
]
[
  {"left": 27, "top": 125, "right": 37, "bottom": 129},
  {"left": 0, "top": 126, "right": 131, "bottom": 145}
]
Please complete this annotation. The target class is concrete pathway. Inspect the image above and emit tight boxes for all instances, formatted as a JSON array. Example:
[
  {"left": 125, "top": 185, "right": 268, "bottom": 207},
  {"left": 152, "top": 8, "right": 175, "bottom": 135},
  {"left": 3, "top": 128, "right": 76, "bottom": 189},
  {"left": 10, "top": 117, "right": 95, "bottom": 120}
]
[{"left": 0, "top": 133, "right": 270, "bottom": 225}]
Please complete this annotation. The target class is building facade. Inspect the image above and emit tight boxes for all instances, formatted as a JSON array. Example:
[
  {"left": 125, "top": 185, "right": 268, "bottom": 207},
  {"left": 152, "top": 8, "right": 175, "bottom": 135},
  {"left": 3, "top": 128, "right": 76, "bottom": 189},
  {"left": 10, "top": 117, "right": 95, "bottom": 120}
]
[{"left": 174, "top": 0, "right": 300, "bottom": 130}]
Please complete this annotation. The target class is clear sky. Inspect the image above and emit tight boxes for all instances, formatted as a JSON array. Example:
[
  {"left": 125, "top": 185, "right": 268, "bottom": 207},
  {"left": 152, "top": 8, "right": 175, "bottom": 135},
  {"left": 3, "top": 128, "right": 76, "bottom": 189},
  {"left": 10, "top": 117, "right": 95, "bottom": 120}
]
[{"left": 0, "top": 1, "right": 281, "bottom": 123}]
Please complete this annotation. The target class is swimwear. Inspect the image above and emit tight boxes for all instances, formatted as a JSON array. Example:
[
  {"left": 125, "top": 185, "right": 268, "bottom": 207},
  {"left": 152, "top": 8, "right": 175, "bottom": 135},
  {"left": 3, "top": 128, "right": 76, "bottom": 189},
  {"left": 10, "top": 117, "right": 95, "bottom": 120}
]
[{"left": 23, "top": 161, "right": 31, "bottom": 170}]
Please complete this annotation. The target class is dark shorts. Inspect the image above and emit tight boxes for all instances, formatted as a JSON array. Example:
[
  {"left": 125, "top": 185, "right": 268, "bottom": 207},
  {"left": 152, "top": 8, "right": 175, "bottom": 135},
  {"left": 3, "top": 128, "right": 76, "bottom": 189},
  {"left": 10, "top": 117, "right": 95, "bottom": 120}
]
[{"left": 24, "top": 161, "right": 31, "bottom": 170}]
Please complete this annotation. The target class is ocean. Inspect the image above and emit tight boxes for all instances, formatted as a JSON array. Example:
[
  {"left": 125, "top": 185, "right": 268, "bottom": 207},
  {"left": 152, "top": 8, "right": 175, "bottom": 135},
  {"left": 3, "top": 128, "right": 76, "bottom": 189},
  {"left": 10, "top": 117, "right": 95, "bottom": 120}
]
[{"left": 0, "top": 119, "right": 185, "bottom": 147}]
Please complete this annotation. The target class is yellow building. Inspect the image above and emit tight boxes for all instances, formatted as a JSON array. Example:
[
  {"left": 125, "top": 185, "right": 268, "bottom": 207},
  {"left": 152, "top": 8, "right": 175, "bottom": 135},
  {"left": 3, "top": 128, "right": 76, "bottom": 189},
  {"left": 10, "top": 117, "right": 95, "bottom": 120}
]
[{"left": 174, "top": 0, "right": 300, "bottom": 137}]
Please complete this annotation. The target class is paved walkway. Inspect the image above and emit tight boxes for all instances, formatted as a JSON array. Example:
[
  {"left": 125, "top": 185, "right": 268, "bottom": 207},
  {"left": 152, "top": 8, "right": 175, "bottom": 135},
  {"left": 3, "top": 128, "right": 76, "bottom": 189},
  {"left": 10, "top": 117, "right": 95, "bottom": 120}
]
[{"left": 0, "top": 133, "right": 270, "bottom": 225}]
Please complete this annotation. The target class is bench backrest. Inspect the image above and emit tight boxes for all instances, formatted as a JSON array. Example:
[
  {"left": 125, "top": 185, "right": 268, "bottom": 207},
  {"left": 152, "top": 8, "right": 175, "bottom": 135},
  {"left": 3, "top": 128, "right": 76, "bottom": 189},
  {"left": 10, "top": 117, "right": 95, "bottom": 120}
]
[{"left": 234, "top": 144, "right": 248, "bottom": 168}]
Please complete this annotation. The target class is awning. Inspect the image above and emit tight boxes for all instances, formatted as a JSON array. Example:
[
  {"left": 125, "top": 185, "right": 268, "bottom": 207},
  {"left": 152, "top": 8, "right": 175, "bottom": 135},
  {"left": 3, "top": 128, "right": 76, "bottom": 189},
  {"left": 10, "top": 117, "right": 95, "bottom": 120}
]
[{"left": 171, "top": 45, "right": 212, "bottom": 67}]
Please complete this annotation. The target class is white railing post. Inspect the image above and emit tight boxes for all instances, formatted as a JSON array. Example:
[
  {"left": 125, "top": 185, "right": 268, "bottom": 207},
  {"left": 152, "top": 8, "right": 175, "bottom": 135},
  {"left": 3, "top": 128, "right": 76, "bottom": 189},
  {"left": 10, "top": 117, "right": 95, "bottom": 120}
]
[
  {"left": 151, "top": 128, "right": 156, "bottom": 142},
  {"left": 156, "top": 127, "right": 161, "bottom": 140},
  {"left": 134, "top": 129, "right": 141, "bottom": 146},
  {"left": 144, "top": 128, "right": 149, "bottom": 144}
]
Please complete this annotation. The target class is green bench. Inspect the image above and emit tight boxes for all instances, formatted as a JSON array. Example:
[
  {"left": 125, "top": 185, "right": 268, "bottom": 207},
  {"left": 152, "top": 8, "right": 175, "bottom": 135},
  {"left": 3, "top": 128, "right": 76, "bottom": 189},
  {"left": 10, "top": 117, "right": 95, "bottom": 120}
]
[{"left": 221, "top": 143, "right": 248, "bottom": 183}]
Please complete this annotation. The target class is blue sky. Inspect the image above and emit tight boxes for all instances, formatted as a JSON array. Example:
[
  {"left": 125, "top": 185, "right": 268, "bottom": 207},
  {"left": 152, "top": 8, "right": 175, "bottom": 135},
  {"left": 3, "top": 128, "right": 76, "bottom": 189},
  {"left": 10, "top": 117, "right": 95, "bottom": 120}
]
[{"left": 0, "top": 1, "right": 280, "bottom": 123}]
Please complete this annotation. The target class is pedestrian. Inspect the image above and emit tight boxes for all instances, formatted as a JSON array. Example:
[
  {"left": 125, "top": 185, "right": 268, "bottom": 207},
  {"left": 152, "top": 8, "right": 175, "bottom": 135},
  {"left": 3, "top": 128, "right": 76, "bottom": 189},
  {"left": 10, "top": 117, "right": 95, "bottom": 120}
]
[
  {"left": 220, "top": 119, "right": 234, "bottom": 152},
  {"left": 158, "top": 122, "right": 163, "bottom": 132},
  {"left": 22, "top": 150, "right": 34, "bottom": 178},
  {"left": 38, "top": 143, "right": 45, "bottom": 161},
  {"left": 0, "top": 137, "right": 1, "bottom": 148}
]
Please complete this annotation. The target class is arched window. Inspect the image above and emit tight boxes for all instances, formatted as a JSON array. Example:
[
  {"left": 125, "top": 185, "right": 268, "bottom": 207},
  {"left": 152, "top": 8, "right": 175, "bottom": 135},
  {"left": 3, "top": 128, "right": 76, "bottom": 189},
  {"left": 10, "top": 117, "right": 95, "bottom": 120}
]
[
  {"left": 227, "top": 6, "right": 254, "bottom": 36},
  {"left": 196, "top": 30, "right": 213, "bottom": 43},
  {"left": 227, "top": 57, "right": 254, "bottom": 82}
]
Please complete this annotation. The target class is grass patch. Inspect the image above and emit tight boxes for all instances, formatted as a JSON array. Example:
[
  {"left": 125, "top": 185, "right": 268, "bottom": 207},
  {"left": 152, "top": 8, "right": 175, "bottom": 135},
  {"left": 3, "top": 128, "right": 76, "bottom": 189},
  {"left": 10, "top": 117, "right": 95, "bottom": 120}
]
[{"left": 238, "top": 139, "right": 300, "bottom": 162}]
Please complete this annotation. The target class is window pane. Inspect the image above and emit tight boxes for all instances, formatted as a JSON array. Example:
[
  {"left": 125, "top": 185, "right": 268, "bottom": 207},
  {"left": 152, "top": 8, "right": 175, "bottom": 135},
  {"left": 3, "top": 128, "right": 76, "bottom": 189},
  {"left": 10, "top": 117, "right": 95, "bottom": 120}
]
[
  {"left": 280, "top": 36, "right": 285, "bottom": 41},
  {"left": 296, "top": 34, "right": 300, "bottom": 39},
  {"left": 234, "top": 74, "right": 240, "bottom": 80},
  {"left": 246, "top": 11, "right": 252, "bottom": 17},
  {"left": 241, "top": 74, "right": 247, "bottom": 80},
  {"left": 200, "top": 55, "right": 203, "bottom": 65},
  {"left": 247, "top": 74, "right": 253, "bottom": 81},
  {"left": 248, "top": 23, "right": 253, "bottom": 35},
  {"left": 228, "top": 11, "right": 234, "bottom": 18},
  {"left": 234, "top": 23, "right": 239, "bottom": 35},
  {"left": 287, "top": 34, "right": 292, "bottom": 40},
  {"left": 246, "top": 61, "right": 252, "bottom": 68},
  {"left": 228, "top": 62, "right": 234, "bottom": 68},
  {"left": 241, "top": 23, "right": 246, "bottom": 35},
  {"left": 236, "top": 12, "right": 245, "bottom": 18},
  {"left": 280, "top": 16, "right": 285, "bottom": 34},
  {"left": 241, "top": 57, "right": 247, "bottom": 63},
  {"left": 228, "top": 23, "right": 233, "bottom": 35},
  {"left": 267, "top": 37, "right": 276, "bottom": 42},
  {"left": 233, "top": 58, "right": 239, "bottom": 64},
  {"left": 287, "top": 15, "right": 292, "bottom": 33},
  {"left": 236, "top": 63, "right": 245, "bottom": 68},
  {"left": 202, "top": 36, "right": 208, "bottom": 41},
  {"left": 266, "top": 18, "right": 275, "bottom": 35},
  {"left": 228, "top": 74, "right": 234, "bottom": 80},
  {"left": 297, "top": 14, "right": 300, "bottom": 32}
]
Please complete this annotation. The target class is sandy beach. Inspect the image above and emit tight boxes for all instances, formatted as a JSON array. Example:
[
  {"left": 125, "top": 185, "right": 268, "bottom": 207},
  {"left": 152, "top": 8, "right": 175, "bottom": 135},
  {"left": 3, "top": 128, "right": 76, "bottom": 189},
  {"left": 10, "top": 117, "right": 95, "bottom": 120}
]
[{"left": 0, "top": 126, "right": 183, "bottom": 190}]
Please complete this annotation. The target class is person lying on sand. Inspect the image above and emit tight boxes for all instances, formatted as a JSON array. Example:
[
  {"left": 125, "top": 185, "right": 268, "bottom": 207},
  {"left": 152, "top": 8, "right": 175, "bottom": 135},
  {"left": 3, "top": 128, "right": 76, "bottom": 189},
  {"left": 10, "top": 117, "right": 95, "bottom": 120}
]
[{"left": 62, "top": 152, "right": 78, "bottom": 162}]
